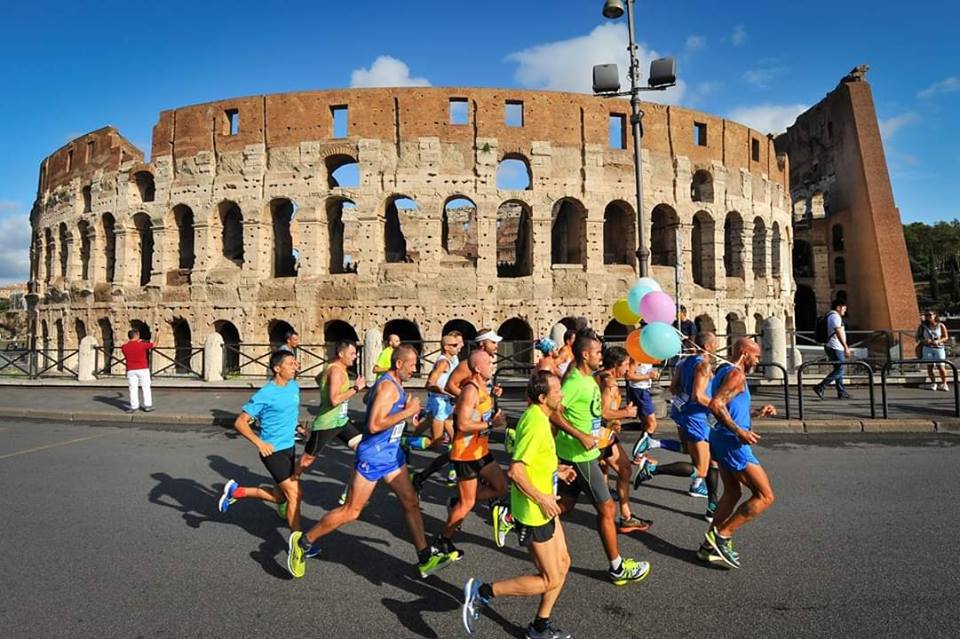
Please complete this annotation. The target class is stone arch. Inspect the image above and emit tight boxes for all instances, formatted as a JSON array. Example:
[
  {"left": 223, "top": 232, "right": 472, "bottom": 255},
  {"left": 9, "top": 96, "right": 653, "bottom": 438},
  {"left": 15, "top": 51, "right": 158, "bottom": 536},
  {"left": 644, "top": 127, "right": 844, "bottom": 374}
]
[
  {"left": 132, "top": 212, "right": 154, "bottom": 286},
  {"left": 498, "top": 317, "right": 534, "bottom": 366},
  {"left": 218, "top": 201, "right": 244, "bottom": 267},
  {"left": 551, "top": 197, "right": 586, "bottom": 266},
  {"left": 172, "top": 204, "right": 196, "bottom": 272},
  {"left": 40, "top": 319, "right": 49, "bottom": 351},
  {"left": 497, "top": 200, "right": 532, "bottom": 278},
  {"left": 442, "top": 319, "right": 476, "bottom": 359},
  {"left": 442, "top": 195, "right": 478, "bottom": 263},
  {"left": 793, "top": 239, "right": 814, "bottom": 278},
  {"left": 77, "top": 220, "right": 92, "bottom": 280},
  {"left": 834, "top": 256, "right": 847, "bottom": 285},
  {"left": 558, "top": 317, "right": 579, "bottom": 331},
  {"left": 268, "top": 320, "right": 296, "bottom": 348},
  {"left": 695, "top": 313, "right": 716, "bottom": 334},
  {"left": 129, "top": 319, "right": 152, "bottom": 341},
  {"left": 384, "top": 195, "right": 418, "bottom": 263},
  {"left": 326, "top": 196, "right": 358, "bottom": 274},
  {"left": 324, "top": 319, "right": 360, "bottom": 370},
  {"left": 832, "top": 224, "right": 845, "bottom": 252},
  {"left": 98, "top": 317, "right": 114, "bottom": 373},
  {"left": 30, "top": 232, "right": 40, "bottom": 283},
  {"left": 603, "top": 319, "right": 629, "bottom": 341},
  {"left": 691, "top": 169, "right": 714, "bottom": 203},
  {"left": 171, "top": 318, "right": 192, "bottom": 374},
  {"left": 651, "top": 204, "right": 679, "bottom": 266},
  {"left": 603, "top": 200, "right": 635, "bottom": 265},
  {"left": 771, "top": 221, "right": 782, "bottom": 278},
  {"left": 496, "top": 154, "right": 532, "bottom": 190},
  {"left": 269, "top": 198, "right": 297, "bottom": 277},
  {"left": 215, "top": 320, "right": 241, "bottom": 375},
  {"left": 723, "top": 211, "right": 745, "bottom": 279},
  {"left": 102, "top": 213, "right": 116, "bottom": 282},
  {"left": 325, "top": 153, "right": 359, "bottom": 189},
  {"left": 795, "top": 284, "right": 817, "bottom": 332},
  {"left": 58, "top": 222, "right": 69, "bottom": 278},
  {"left": 692, "top": 211, "right": 716, "bottom": 288},
  {"left": 133, "top": 171, "right": 155, "bottom": 203},
  {"left": 383, "top": 319, "right": 423, "bottom": 369},
  {"left": 752, "top": 216, "right": 767, "bottom": 278}
]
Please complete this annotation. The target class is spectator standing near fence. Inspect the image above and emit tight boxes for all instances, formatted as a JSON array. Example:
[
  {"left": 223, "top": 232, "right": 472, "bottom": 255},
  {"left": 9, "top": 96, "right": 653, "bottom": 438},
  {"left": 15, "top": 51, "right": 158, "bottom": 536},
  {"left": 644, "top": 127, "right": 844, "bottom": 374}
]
[
  {"left": 373, "top": 333, "right": 401, "bottom": 379},
  {"left": 121, "top": 327, "right": 157, "bottom": 413},
  {"left": 277, "top": 330, "right": 300, "bottom": 357},
  {"left": 918, "top": 310, "right": 950, "bottom": 391},
  {"left": 813, "top": 300, "right": 853, "bottom": 400}
]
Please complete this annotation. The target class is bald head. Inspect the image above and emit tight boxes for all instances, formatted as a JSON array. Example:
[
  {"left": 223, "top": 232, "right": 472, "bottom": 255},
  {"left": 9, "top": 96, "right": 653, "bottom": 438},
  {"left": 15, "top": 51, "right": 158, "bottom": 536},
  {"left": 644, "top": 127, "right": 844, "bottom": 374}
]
[
  {"left": 468, "top": 349, "right": 494, "bottom": 381},
  {"left": 733, "top": 337, "right": 760, "bottom": 359},
  {"left": 695, "top": 331, "right": 717, "bottom": 352}
]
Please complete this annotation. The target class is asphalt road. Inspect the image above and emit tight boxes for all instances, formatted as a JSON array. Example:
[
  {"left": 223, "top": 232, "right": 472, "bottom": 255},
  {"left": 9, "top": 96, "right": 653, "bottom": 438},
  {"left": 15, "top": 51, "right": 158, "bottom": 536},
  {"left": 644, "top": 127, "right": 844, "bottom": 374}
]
[{"left": 1, "top": 420, "right": 957, "bottom": 638}]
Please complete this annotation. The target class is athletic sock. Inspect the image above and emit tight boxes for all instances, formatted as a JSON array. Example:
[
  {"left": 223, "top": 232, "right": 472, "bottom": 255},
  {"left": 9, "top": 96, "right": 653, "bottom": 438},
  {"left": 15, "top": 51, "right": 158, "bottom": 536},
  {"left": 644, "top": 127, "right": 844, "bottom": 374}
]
[
  {"left": 479, "top": 583, "right": 495, "bottom": 600},
  {"left": 647, "top": 437, "right": 662, "bottom": 449},
  {"left": 655, "top": 461, "right": 696, "bottom": 477},
  {"left": 707, "top": 466, "right": 719, "bottom": 503},
  {"left": 610, "top": 556, "right": 623, "bottom": 572},
  {"left": 299, "top": 534, "right": 312, "bottom": 550},
  {"left": 532, "top": 617, "right": 550, "bottom": 632},
  {"left": 233, "top": 487, "right": 247, "bottom": 498},
  {"left": 417, "top": 547, "right": 433, "bottom": 564},
  {"left": 659, "top": 439, "right": 683, "bottom": 452},
  {"left": 402, "top": 436, "right": 431, "bottom": 450}
]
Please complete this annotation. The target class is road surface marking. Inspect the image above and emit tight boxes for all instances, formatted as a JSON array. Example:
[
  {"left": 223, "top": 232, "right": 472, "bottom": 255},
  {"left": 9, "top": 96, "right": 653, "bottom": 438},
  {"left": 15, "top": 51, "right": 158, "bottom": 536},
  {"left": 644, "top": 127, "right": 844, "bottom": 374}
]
[{"left": 0, "top": 433, "right": 110, "bottom": 460}]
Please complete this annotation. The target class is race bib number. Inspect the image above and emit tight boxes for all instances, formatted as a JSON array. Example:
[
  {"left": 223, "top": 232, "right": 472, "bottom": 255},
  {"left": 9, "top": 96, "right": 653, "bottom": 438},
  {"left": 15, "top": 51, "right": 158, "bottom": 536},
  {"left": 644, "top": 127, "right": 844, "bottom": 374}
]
[
  {"left": 389, "top": 422, "right": 405, "bottom": 443},
  {"left": 671, "top": 392, "right": 690, "bottom": 412},
  {"left": 339, "top": 402, "right": 349, "bottom": 419},
  {"left": 590, "top": 417, "right": 602, "bottom": 439},
  {"left": 552, "top": 470, "right": 559, "bottom": 497}
]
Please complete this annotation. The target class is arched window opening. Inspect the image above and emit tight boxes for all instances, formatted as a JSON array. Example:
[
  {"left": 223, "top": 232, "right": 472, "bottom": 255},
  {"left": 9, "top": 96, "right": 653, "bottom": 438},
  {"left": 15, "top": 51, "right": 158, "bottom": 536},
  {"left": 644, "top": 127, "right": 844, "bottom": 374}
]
[
  {"left": 58, "top": 223, "right": 69, "bottom": 278},
  {"left": 691, "top": 211, "right": 716, "bottom": 289},
  {"left": 832, "top": 224, "right": 845, "bottom": 252},
  {"left": 102, "top": 214, "right": 116, "bottom": 283},
  {"left": 82, "top": 185, "right": 92, "bottom": 213},
  {"left": 771, "top": 222, "right": 782, "bottom": 278},
  {"left": 497, "top": 201, "right": 532, "bottom": 278},
  {"left": 98, "top": 317, "right": 114, "bottom": 374},
  {"left": 834, "top": 257, "right": 847, "bottom": 285},
  {"left": 603, "top": 201, "right": 635, "bottom": 265},
  {"left": 268, "top": 320, "right": 296, "bottom": 350},
  {"left": 270, "top": 198, "right": 297, "bottom": 278},
  {"left": 795, "top": 285, "right": 817, "bottom": 332},
  {"left": 551, "top": 198, "right": 586, "bottom": 266},
  {"left": 326, "top": 154, "right": 359, "bottom": 189},
  {"left": 694, "top": 314, "right": 716, "bottom": 334},
  {"left": 43, "top": 228, "right": 53, "bottom": 283},
  {"left": 651, "top": 204, "right": 679, "bottom": 266},
  {"left": 215, "top": 320, "right": 241, "bottom": 375},
  {"left": 77, "top": 220, "right": 91, "bottom": 280},
  {"left": 133, "top": 213, "right": 154, "bottom": 286},
  {"left": 324, "top": 320, "right": 360, "bottom": 371},
  {"left": 442, "top": 319, "right": 477, "bottom": 360},
  {"left": 173, "top": 205, "right": 195, "bottom": 271},
  {"left": 752, "top": 217, "right": 767, "bottom": 278},
  {"left": 129, "top": 319, "right": 152, "bottom": 341},
  {"left": 383, "top": 319, "right": 423, "bottom": 371},
  {"left": 497, "top": 317, "right": 534, "bottom": 366},
  {"left": 496, "top": 156, "right": 532, "bottom": 190},
  {"left": 134, "top": 171, "right": 155, "bottom": 203},
  {"left": 75, "top": 319, "right": 87, "bottom": 343},
  {"left": 172, "top": 319, "right": 192, "bottom": 374},
  {"left": 442, "top": 196, "right": 478, "bottom": 263},
  {"left": 723, "top": 212, "right": 745, "bottom": 279},
  {"left": 691, "top": 169, "right": 714, "bottom": 203},
  {"left": 55, "top": 319, "right": 64, "bottom": 371},
  {"left": 218, "top": 201, "right": 244, "bottom": 267},
  {"left": 725, "top": 313, "right": 747, "bottom": 353},
  {"left": 385, "top": 197, "right": 418, "bottom": 263},
  {"left": 327, "top": 197, "right": 358, "bottom": 274},
  {"left": 793, "top": 240, "right": 814, "bottom": 278}
]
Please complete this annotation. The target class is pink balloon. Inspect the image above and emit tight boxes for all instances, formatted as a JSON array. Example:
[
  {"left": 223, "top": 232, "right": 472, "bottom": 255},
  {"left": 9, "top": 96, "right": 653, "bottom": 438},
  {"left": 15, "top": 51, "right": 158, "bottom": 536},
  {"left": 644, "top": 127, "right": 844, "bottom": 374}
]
[{"left": 639, "top": 290, "right": 676, "bottom": 324}]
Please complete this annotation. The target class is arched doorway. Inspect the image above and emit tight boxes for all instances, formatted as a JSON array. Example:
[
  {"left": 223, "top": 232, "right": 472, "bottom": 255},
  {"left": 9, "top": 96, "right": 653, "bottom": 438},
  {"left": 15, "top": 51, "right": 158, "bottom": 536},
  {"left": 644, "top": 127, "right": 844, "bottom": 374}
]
[
  {"left": 268, "top": 320, "right": 296, "bottom": 349},
  {"left": 133, "top": 213, "right": 154, "bottom": 286},
  {"left": 694, "top": 314, "right": 716, "bottom": 334},
  {"left": 324, "top": 319, "right": 360, "bottom": 371},
  {"left": 551, "top": 198, "right": 586, "bottom": 265},
  {"left": 496, "top": 200, "right": 532, "bottom": 277},
  {"left": 603, "top": 319, "right": 628, "bottom": 342},
  {"left": 603, "top": 201, "right": 635, "bottom": 265},
  {"left": 497, "top": 318, "right": 534, "bottom": 366},
  {"left": 172, "top": 319, "right": 192, "bottom": 374},
  {"left": 442, "top": 319, "right": 477, "bottom": 359},
  {"left": 651, "top": 204, "right": 679, "bottom": 266},
  {"left": 795, "top": 285, "right": 817, "bottom": 332},
  {"left": 129, "top": 319, "right": 152, "bottom": 341},
  {"left": 215, "top": 320, "right": 241, "bottom": 375},
  {"left": 98, "top": 317, "right": 114, "bottom": 373},
  {"left": 692, "top": 211, "right": 716, "bottom": 288}
]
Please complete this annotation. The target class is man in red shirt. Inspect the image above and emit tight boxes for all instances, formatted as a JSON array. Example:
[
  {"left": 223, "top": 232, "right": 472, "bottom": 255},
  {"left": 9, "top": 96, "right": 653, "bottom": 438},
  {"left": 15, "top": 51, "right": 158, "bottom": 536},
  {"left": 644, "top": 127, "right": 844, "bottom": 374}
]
[{"left": 121, "top": 328, "right": 157, "bottom": 413}]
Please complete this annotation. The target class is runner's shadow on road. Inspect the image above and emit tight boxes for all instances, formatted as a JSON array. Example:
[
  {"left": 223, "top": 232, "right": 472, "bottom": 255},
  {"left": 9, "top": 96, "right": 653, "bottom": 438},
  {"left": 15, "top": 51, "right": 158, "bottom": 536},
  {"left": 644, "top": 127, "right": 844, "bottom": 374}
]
[
  {"left": 92, "top": 394, "right": 128, "bottom": 410},
  {"left": 631, "top": 529, "right": 728, "bottom": 570},
  {"left": 630, "top": 495, "right": 703, "bottom": 522}
]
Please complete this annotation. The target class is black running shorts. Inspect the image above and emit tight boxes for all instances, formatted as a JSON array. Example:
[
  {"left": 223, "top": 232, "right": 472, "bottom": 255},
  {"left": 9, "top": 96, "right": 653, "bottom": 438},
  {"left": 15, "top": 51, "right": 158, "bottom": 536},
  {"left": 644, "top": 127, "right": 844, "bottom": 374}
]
[
  {"left": 304, "top": 421, "right": 362, "bottom": 456},
  {"left": 517, "top": 518, "right": 556, "bottom": 547},
  {"left": 260, "top": 446, "right": 296, "bottom": 484},
  {"left": 557, "top": 457, "right": 612, "bottom": 504},
  {"left": 452, "top": 453, "right": 496, "bottom": 481}
]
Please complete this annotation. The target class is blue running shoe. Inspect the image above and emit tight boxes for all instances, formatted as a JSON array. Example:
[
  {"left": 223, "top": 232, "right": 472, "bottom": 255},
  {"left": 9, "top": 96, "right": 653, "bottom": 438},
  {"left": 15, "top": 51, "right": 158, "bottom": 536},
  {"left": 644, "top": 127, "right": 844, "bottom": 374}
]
[
  {"left": 705, "top": 500, "right": 717, "bottom": 522},
  {"left": 304, "top": 542, "right": 322, "bottom": 559},
  {"left": 688, "top": 480, "right": 709, "bottom": 499},
  {"left": 462, "top": 577, "right": 489, "bottom": 635},
  {"left": 633, "top": 458, "right": 657, "bottom": 489},
  {"left": 218, "top": 479, "right": 238, "bottom": 513},
  {"left": 631, "top": 433, "right": 651, "bottom": 460},
  {"left": 525, "top": 620, "right": 573, "bottom": 639}
]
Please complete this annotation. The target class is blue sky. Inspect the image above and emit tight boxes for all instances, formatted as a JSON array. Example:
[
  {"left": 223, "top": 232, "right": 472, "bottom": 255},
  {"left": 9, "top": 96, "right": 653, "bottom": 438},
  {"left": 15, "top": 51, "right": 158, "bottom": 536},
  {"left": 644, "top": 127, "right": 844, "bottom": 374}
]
[{"left": 0, "top": 0, "right": 957, "bottom": 283}]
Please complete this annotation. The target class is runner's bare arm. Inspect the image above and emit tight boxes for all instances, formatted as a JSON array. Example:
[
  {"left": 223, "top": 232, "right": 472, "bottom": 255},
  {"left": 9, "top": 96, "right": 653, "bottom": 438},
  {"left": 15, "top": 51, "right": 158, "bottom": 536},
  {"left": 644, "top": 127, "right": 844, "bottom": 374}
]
[
  {"left": 708, "top": 368, "right": 760, "bottom": 444},
  {"left": 327, "top": 365, "right": 357, "bottom": 406},
  {"left": 234, "top": 412, "right": 273, "bottom": 457},
  {"left": 454, "top": 383, "right": 487, "bottom": 433},
  {"left": 367, "top": 382, "right": 420, "bottom": 433},
  {"left": 444, "top": 361, "right": 470, "bottom": 397},
  {"left": 691, "top": 359, "right": 713, "bottom": 407},
  {"left": 548, "top": 408, "right": 597, "bottom": 450},
  {"left": 425, "top": 358, "right": 450, "bottom": 395}
]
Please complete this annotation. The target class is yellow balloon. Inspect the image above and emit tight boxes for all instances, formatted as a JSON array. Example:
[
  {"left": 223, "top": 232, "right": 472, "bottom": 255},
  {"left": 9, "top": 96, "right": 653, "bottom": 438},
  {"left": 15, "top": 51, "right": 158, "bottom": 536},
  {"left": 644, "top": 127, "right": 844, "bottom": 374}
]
[{"left": 612, "top": 298, "right": 640, "bottom": 326}]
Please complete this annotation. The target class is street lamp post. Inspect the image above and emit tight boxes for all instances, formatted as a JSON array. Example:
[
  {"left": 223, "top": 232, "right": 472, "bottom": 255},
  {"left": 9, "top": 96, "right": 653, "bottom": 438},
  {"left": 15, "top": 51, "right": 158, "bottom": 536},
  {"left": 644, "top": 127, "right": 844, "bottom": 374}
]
[{"left": 594, "top": 0, "right": 676, "bottom": 279}]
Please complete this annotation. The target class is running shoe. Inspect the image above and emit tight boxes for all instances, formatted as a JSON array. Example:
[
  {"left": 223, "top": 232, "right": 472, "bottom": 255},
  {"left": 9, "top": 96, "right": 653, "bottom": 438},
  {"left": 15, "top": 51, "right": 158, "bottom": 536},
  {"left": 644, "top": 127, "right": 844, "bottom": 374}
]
[
  {"left": 696, "top": 545, "right": 725, "bottom": 565},
  {"left": 632, "top": 458, "right": 657, "bottom": 489},
  {"left": 304, "top": 542, "right": 322, "bottom": 559},
  {"left": 631, "top": 432, "right": 651, "bottom": 460},
  {"left": 434, "top": 535, "right": 464, "bottom": 561},
  {"left": 609, "top": 558, "right": 651, "bottom": 586},
  {"left": 617, "top": 516, "right": 653, "bottom": 534},
  {"left": 418, "top": 547, "right": 455, "bottom": 578},
  {"left": 462, "top": 577, "right": 489, "bottom": 635},
  {"left": 277, "top": 500, "right": 288, "bottom": 520},
  {"left": 704, "top": 500, "right": 717, "bottom": 523},
  {"left": 493, "top": 502, "right": 515, "bottom": 548},
  {"left": 218, "top": 479, "right": 238, "bottom": 513},
  {"left": 142, "top": 406, "right": 154, "bottom": 412},
  {"left": 812, "top": 385, "right": 825, "bottom": 400},
  {"left": 943, "top": 384, "right": 952, "bottom": 392},
  {"left": 525, "top": 620, "right": 572, "bottom": 639},
  {"left": 688, "top": 480, "right": 709, "bottom": 499},
  {"left": 287, "top": 531, "right": 306, "bottom": 578},
  {"left": 338, "top": 485, "right": 349, "bottom": 505},
  {"left": 705, "top": 528, "right": 741, "bottom": 569}
]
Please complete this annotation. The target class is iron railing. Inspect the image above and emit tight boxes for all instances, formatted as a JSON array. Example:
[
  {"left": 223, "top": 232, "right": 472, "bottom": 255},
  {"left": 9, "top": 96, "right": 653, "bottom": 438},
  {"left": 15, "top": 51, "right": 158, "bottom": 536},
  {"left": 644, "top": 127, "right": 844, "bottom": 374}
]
[
  {"left": 880, "top": 358, "right": 960, "bottom": 418},
  {"left": 796, "top": 359, "right": 876, "bottom": 419}
]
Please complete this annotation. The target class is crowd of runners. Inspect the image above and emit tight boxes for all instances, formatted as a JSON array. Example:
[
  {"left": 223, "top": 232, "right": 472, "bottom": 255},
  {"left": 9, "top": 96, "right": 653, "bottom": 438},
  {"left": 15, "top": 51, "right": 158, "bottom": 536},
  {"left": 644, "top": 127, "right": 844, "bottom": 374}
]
[{"left": 216, "top": 325, "right": 776, "bottom": 639}]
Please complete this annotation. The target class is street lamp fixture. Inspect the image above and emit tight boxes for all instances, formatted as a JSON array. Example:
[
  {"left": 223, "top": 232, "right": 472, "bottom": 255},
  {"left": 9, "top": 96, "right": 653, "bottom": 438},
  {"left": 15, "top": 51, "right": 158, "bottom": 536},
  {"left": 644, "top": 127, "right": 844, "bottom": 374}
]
[{"left": 593, "top": 0, "right": 677, "bottom": 278}]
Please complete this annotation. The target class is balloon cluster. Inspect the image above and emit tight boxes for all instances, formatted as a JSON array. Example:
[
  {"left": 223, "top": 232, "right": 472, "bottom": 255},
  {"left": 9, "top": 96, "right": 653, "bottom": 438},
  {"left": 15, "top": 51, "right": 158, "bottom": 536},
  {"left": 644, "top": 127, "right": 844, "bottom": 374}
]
[{"left": 610, "top": 277, "right": 681, "bottom": 363}]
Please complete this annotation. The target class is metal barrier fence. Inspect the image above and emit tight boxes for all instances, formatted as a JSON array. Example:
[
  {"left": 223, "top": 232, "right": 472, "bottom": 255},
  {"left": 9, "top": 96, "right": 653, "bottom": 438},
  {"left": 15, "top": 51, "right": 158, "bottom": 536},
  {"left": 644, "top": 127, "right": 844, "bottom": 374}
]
[
  {"left": 0, "top": 343, "right": 32, "bottom": 376},
  {"left": 95, "top": 346, "right": 205, "bottom": 379},
  {"left": 796, "top": 359, "right": 876, "bottom": 419},
  {"left": 880, "top": 358, "right": 960, "bottom": 418},
  {"left": 751, "top": 362, "right": 790, "bottom": 420}
]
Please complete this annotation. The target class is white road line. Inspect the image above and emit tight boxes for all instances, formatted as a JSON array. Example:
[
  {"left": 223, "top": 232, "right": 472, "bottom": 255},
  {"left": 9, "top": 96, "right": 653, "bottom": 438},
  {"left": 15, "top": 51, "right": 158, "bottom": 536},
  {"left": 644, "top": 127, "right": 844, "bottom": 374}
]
[{"left": 0, "top": 433, "right": 110, "bottom": 460}]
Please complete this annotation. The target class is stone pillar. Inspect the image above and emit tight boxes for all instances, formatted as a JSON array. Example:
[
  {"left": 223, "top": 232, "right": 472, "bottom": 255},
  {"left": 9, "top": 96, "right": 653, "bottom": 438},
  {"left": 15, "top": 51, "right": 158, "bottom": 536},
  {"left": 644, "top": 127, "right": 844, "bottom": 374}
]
[
  {"left": 294, "top": 204, "right": 322, "bottom": 277},
  {"left": 77, "top": 335, "right": 98, "bottom": 381},
  {"left": 113, "top": 227, "right": 132, "bottom": 286},
  {"left": 761, "top": 316, "right": 786, "bottom": 380},
  {"left": 530, "top": 202, "right": 552, "bottom": 297},
  {"left": 65, "top": 227, "right": 80, "bottom": 283},
  {"left": 192, "top": 221, "right": 211, "bottom": 282},
  {"left": 363, "top": 328, "right": 380, "bottom": 382},
  {"left": 742, "top": 216, "right": 755, "bottom": 295},
  {"left": 584, "top": 200, "right": 604, "bottom": 275},
  {"left": 474, "top": 198, "right": 497, "bottom": 284},
  {"left": 204, "top": 332, "right": 224, "bottom": 382}
]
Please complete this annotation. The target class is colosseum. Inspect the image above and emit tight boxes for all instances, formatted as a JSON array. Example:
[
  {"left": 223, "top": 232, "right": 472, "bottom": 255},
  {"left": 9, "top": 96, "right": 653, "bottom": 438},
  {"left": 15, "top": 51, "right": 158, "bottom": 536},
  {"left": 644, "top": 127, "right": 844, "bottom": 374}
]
[{"left": 27, "top": 87, "right": 795, "bottom": 375}]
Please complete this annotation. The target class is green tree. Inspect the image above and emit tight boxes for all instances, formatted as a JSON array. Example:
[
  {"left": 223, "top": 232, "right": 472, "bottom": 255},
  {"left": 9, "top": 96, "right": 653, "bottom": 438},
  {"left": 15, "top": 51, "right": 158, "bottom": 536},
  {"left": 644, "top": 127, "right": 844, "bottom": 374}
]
[
  {"left": 930, "top": 268, "right": 941, "bottom": 300},
  {"left": 952, "top": 269, "right": 960, "bottom": 304}
]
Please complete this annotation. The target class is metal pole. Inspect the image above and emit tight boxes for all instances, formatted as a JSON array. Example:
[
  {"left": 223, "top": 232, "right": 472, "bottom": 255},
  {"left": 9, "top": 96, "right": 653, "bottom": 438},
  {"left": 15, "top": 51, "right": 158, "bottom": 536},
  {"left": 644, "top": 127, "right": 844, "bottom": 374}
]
[{"left": 625, "top": 0, "right": 648, "bottom": 277}]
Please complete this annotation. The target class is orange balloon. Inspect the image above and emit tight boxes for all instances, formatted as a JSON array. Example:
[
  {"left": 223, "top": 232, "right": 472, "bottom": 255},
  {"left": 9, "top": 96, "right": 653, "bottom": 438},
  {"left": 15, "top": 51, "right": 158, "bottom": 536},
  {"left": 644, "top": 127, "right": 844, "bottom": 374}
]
[{"left": 626, "top": 329, "right": 659, "bottom": 364}]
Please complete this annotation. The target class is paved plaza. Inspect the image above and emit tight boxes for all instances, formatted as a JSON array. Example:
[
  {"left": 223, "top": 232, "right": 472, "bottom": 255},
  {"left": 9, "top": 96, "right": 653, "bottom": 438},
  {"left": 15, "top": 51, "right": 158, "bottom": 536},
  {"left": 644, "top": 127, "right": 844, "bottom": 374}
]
[{"left": 1, "top": 416, "right": 957, "bottom": 638}]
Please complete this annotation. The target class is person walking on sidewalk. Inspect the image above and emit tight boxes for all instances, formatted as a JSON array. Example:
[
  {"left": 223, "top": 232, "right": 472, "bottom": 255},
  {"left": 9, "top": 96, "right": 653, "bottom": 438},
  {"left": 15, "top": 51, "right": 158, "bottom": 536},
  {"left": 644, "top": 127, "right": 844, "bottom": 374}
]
[
  {"left": 917, "top": 310, "right": 951, "bottom": 391},
  {"left": 121, "top": 326, "right": 157, "bottom": 413},
  {"left": 813, "top": 299, "right": 853, "bottom": 400}
]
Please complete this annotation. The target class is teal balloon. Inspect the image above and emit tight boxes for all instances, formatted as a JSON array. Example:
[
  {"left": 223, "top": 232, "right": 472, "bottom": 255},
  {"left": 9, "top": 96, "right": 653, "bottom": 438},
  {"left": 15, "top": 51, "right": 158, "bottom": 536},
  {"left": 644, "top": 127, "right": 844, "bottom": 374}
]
[
  {"left": 641, "top": 322, "right": 682, "bottom": 360},
  {"left": 626, "top": 284, "right": 653, "bottom": 315},
  {"left": 634, "top": 277, "right": 662, "bottom": 292}
]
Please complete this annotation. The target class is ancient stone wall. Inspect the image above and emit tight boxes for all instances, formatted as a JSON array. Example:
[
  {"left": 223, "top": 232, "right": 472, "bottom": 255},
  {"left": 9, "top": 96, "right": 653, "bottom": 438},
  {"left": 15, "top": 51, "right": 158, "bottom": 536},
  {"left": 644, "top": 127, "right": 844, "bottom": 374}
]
[{"left": 29, "top": 87, "right": 793, "bottom": 356}]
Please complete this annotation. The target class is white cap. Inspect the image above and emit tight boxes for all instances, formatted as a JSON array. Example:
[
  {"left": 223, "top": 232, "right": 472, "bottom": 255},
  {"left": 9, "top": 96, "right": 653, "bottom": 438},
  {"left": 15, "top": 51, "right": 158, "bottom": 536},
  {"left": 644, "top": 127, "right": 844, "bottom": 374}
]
[{"left": 475, "top": 330, "right": 503, "bottom": 344}]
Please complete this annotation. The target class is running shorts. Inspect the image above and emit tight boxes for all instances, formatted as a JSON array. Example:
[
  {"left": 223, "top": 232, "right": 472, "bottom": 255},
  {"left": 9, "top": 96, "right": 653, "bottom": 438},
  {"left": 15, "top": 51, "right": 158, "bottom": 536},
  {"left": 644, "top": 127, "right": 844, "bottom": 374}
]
[
  {"left": 260, "top": 446, "right": 296, "bottom": 484},
  {"left": 453, "top": 453, "right": 496, "bottom": 481},
  {"left": 517, "top": 517, "right": 557, "bottom": 547},
  {"left": 425, "top": 394, "right": 454, "bottom": 421},
  {"left": 556, "top": 457, "right": 612, "bottom": 504},
  {"left": 626, "top": 387, "right": 656, "bottom": 418},
  {"left": 304, "top": 421, "right": 362, "bottom": 455},
  {"left": 676, "top": 415, "right": 711, "bottom": 443},
  {"left": 355, "top": 446, "right": 406, "bottom": 482},
  {"left": 709, "top": 435, "right": 760, "bottom": 473}
]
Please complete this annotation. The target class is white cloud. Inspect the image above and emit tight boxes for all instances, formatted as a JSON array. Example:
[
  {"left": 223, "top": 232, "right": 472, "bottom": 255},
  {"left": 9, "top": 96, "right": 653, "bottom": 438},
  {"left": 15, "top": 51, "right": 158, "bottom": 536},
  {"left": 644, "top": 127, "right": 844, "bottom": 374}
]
[
  {"left": 732, "top": 24, "right": 747, "bottom": 46},
  {"left": 505, "top": 23, "right": 685, "bottom": 104},
  {"left": 727, "top": 103, "right": 808, "bottom": 134},
  {"left": 687, "top": 81, "right": 721, "bottom": 107},
  {"left": 879, "top": 112, "right": 919, "bottom": 139},
  {"left": 0, "top": 210, "right": 31, "bottom": 284},
  {"left": 0, "top": 200, "right": 19, "bottom": 213},
  {"left": 685, "top": 35, "right": 706, "bottom": 52},
  {"left": 743, "top": 66, "right": 785, "bottom": 89},
  {"left": 349, "top": 56, "right": 431, "bottom": 88},
  {"left": 918, "top": 76, "right": 959, "bottom": 99}
]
